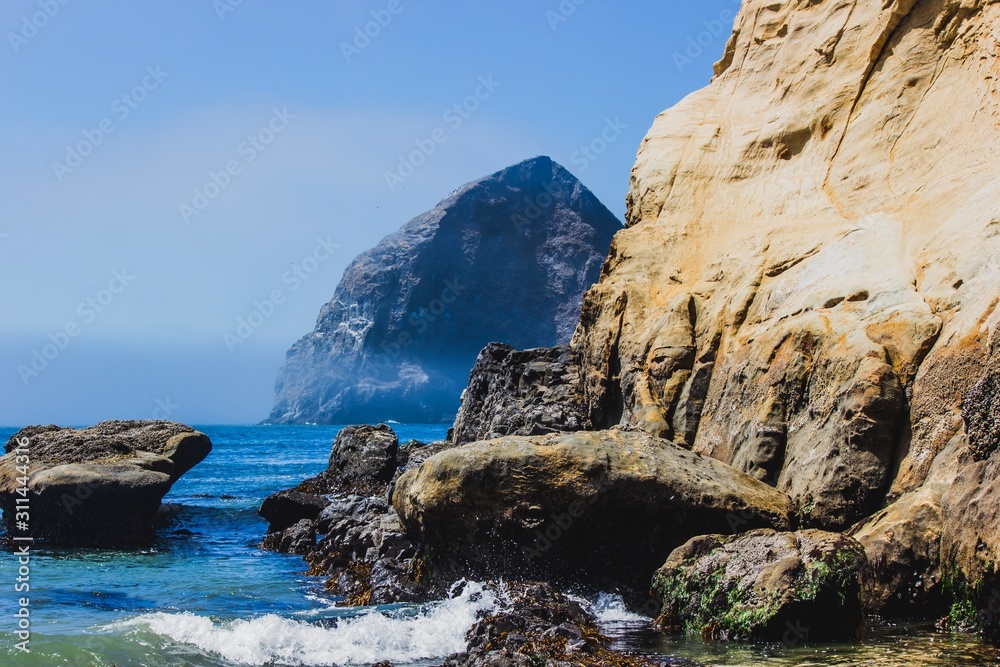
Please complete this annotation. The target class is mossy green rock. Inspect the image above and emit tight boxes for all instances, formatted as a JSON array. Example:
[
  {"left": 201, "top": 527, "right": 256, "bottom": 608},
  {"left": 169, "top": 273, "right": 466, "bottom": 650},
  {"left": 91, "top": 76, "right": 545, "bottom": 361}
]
[{"left": 653, "top": 529, "right": 865, "bottom": 642}]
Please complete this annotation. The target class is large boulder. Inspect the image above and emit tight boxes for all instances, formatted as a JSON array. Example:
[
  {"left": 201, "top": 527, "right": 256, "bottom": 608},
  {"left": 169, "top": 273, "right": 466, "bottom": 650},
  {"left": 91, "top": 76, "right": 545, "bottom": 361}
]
[
  {"left": 0, "top": 421, "right": 211, "bottom": 546},
  {"left": 393, "top": 430, "right": 793, "bottom": 595},
  {"left": 451, "top": 343, "right": 590, "bottom": 445},
  {"left": 652, "top": 529, "right": 866, "bottom": 642},
  {"left": 268, "top": 156, "right": 621, "bottom": 424},
  {"left": 850, "top": 482, "right": 947, "bottom": 616}
]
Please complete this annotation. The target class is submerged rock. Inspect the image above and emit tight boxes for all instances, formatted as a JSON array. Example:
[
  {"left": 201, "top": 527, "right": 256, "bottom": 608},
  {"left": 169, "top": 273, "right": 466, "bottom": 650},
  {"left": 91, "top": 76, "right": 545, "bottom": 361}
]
[
  {"left": 0, "top": 421, "right": 211, "bottom": 547},
  {"left": 653, "top": 529, "right": 865, "bottom": 642},
  {"left": 268, "top": 156, "right": 621, "bottom": 425},
  {"left": 441, "top": 581, "right": 658, "bottom": 667},
  {"left": 393, "top": 430, "right": 793, "bottom": 595}
]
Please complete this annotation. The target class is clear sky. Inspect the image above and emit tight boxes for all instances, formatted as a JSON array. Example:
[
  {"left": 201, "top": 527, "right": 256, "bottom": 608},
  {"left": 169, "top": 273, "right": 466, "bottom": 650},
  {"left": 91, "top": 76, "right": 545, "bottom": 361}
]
[{"left": 0, "top": 0, "right": 743, "bottom": 425}]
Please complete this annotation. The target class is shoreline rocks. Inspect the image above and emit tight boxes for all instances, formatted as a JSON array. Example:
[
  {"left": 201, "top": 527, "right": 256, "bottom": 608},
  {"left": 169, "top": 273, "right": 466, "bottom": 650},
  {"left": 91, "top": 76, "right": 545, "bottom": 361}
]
[
  {"left": 441, "top": 581, "right": 659, "bottom": 667},
  {"left": 653, "top": 529, "right": 865, "bottom": 642},
  {"left": 0, "top": 421, "right": 211, "bottom": 547},
  {"left": 253, "top": 0, "right": 1000, "bottom": 642},
  {"left": 393, "top": 430, "right": 793, "bottom": 596},
  {"left": 259, "top": 424, "right": 443, "bottom": 605}
]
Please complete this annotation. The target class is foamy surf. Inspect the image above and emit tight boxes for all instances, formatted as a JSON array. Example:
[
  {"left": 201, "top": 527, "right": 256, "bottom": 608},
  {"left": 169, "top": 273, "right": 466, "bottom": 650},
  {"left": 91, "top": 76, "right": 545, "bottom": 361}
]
[
  {"left": 110, "top": 581, "right": 496, "bottom": 666},
  {"left": 590, "top": 592, "right": 650, "bottom": 626}
]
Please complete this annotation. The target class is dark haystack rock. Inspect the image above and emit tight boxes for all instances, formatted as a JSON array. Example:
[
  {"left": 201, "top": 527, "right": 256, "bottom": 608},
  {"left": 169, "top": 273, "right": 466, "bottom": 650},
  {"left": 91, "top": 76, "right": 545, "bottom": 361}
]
[{"left": 268, "top": 156, "right": 621, "bottom": 424}]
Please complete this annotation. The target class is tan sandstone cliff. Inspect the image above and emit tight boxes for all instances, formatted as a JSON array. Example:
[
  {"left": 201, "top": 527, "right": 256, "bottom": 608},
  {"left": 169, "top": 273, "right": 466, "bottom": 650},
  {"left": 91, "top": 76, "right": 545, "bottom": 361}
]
[
  {"left": 426, "top": 0, "right": 1000, "bottom": 631},
  {"left": 575, "top": 0, "right": 1000, "bottom": 535}
]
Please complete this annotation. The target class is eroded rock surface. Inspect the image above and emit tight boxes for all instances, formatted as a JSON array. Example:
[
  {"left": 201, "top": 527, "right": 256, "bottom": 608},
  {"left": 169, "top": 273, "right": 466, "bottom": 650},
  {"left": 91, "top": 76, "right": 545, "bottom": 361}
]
[
  {"left": 451, "top": 343, "right": 589, "bottom": 445},
  {"left": 442, "top": 0, "right": 1000, "bottom": 632},
  {"left": 454, "top": 0, "right": 1000, "bottom": 535},
  {"left": 0, "top": 421, "right": 211, "bottom": 546},
  {"left": 394, "top": 430, "right": 792, "bottom": 595},
  {"left": 653, "top": 529, "right": 865, "bottom": 642}
]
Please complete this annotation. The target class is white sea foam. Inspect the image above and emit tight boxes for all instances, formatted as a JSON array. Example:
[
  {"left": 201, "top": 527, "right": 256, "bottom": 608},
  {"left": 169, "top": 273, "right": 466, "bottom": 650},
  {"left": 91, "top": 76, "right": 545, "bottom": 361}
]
[
  {"left": 590, "top": 592, "right": 650, "bottom": 626},
  {"left": 113, "top": 581, "right": 495, "bottom": 666}
]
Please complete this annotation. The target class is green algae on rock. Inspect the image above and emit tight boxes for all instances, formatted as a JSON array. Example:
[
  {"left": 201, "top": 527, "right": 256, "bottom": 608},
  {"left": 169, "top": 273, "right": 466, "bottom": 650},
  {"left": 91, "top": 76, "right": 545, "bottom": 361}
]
[{"left": 653, "top": 529, "right": 865, "bottom": 642}]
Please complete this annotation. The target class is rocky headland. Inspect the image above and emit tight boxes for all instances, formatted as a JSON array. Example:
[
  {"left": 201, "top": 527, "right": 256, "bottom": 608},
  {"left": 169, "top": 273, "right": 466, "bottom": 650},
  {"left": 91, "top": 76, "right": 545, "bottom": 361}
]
[{"left": 268, "top": 156, "right": 621, "bottom": 425}]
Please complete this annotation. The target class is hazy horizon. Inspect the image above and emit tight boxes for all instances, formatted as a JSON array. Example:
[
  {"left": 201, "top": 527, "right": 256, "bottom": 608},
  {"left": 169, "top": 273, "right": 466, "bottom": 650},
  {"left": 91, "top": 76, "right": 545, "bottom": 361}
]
[{"left": 1, "top": 0, "right": 743, "bottom": 425}]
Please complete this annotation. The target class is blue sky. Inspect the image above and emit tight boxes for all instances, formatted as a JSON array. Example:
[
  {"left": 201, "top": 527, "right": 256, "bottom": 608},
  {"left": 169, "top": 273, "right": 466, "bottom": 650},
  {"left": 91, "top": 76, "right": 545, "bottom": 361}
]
[{"left": 0, "top": 0, "right": 742, "bottom": 425}]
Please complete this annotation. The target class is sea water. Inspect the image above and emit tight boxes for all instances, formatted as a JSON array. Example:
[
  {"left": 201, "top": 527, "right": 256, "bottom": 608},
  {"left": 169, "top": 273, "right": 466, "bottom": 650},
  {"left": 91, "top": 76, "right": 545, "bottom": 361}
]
[{"left": 0, "top": 424, "right": 998, "bottom": 667}]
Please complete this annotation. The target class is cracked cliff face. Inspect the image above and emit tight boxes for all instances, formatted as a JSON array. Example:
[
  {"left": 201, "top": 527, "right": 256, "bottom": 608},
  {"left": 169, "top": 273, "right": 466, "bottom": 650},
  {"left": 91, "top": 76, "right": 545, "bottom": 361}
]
[{"left": 573, "top": 0, "right": 1000, "bottom": 528}]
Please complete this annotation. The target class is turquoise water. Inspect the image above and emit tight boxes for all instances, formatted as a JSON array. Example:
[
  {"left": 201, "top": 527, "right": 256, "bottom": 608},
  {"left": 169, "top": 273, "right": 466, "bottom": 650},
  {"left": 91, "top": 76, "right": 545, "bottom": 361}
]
[
  {"left": 1, "top": 424, "right": 999, "bottom": 666},
  {"left": 0, "top": 424, "right": 474, "bottom": 666}
]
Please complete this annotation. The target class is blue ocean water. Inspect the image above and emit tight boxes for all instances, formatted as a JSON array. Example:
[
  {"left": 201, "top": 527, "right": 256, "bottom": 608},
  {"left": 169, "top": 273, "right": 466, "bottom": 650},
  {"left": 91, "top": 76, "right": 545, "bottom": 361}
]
[
  {"left": 0, "top": 424, "right": 483, "bottom": 667},
  {"left": 1, "top": 424, "right": 999, "bottom": 667}
]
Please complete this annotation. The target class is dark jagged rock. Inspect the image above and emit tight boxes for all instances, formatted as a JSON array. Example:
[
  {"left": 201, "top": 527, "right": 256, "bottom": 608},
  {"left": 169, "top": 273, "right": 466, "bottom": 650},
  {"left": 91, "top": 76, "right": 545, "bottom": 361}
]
[
  {"left": 441, "top": 582, "right": 659, "bottom": 667},
  {"left": 259, "top": 491, "right": 329, "bottom": 534},
  {"left": 393, "top": 430, "right": 793, "bottom": 597},
  {"left": 325, "top": 424, "right": 399, "bottom": 488},
  {"left": 0, "top": 421, "right": 211, "bottom": 547},
  {"left": 268, "top": 156, "right": 621, "bottom": 425},
  {"left": 276, "top": 424, "right": 402, "bottom": 499},
  {"left": 261, "top": 518, "right": 317, "bottom": 555},
  {"left": 963, "top": 371, "right": 1000, "bottom": 461},
  {"left": 652, "top": 529, "right": 866, "bottom": 642},
  {"left": 450, "top": 343, "right": 589, "bottom": 445},
  {"left": 305, "top": 494, "right": 435, "bottom": 605},
  {"left": 259, "top": 425, "right": 439, "bottom": 605}
]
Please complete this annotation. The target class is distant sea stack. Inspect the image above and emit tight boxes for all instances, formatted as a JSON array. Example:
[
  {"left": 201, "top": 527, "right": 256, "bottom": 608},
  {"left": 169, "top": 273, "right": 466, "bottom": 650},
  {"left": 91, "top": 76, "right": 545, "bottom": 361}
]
[{"left": 268, "top": 156, "right": 622, "bottom": 424}]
